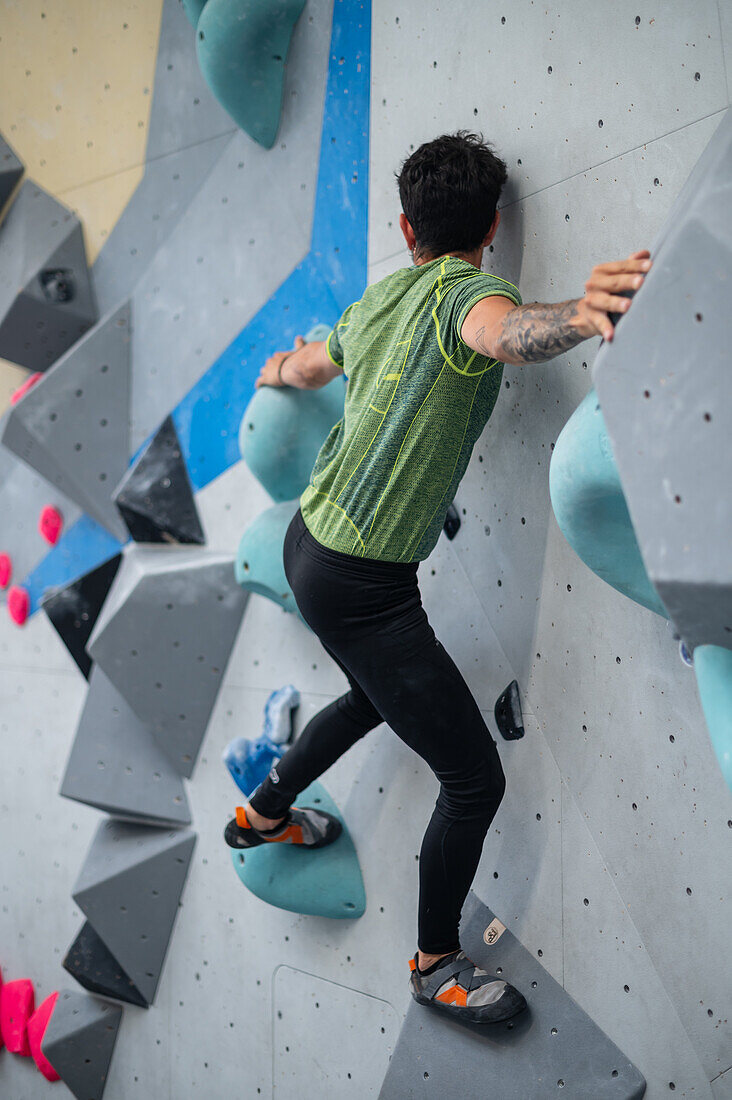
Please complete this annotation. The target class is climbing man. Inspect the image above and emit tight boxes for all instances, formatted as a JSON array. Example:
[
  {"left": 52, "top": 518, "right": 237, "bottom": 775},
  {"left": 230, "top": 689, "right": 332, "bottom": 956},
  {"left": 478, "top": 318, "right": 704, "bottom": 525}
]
[{"left": 225, "top": 131, "right": 651, "bottom": 1024}]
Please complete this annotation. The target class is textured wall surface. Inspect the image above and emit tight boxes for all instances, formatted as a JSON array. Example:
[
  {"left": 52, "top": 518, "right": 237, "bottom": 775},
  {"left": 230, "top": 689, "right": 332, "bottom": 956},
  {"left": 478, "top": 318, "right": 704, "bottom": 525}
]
[{"left": 0, "top": 1, "right": 730, "bottom": 1097}]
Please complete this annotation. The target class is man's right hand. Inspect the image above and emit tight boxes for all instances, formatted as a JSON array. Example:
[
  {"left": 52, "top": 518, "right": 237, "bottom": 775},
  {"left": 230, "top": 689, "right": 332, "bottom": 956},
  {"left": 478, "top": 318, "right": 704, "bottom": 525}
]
[
  {"left": 462, "top": 249, "right": 653, "bottom": 364},
  {"left": 571, "top": 250, "right": 652, "bottom": 342}
]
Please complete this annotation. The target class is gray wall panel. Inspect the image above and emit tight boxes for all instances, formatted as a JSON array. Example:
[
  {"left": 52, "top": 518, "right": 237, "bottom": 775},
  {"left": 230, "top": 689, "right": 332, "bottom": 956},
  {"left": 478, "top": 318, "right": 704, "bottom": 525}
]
[
  {"left": 369, "top": 0, "right": 728, "bottom": 266},
  {"left": 560, "top": 784, "right": 712, "bottom": 1099}
]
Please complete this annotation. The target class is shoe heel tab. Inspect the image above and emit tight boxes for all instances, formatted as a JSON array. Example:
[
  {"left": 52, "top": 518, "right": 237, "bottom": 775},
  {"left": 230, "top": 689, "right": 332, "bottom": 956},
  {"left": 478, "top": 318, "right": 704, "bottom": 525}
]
[
  {"left": 235, "top": 806, "right": 251, "bottom": 828},
  {"left": 408, "top": 957, "right": 417, "bottom": 972}
]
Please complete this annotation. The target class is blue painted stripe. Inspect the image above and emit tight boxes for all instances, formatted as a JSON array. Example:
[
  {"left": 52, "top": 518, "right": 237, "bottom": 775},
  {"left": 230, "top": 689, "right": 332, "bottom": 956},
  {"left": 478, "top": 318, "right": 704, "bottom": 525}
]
[{"left": 22, "top": 0, "right": 370, "bottom": 612}]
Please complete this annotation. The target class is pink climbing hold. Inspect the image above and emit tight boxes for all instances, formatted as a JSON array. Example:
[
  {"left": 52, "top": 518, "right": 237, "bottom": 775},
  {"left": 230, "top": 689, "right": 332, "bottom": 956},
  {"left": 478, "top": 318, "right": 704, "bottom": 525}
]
[
  {"left": 7, "top": 586, "right": 30, "bottom": 626},
  {"left": 0, "top": 552, "right": 11, "bottom": 589},
  {"left": 27, "top": 991, "right": 60, "bottom": 1081},
  {"left": 0, "top": 978, "right": 35, "bottom": 1055},
  {"left": 39, "top": 505, "right": 63, "bottom": 545},
  {"left": 10, "top": 372, "right": 42, "bottom": 405}
]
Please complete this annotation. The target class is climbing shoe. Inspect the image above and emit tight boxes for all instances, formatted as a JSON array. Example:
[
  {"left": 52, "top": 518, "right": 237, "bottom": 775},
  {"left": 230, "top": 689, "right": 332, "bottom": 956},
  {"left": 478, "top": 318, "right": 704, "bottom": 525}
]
[
  {"left": 224, "top": 804, "right": 342, "bottom": 850},
  {"left": 409, "top": 950, "right": 527, "bottom": 1024}
]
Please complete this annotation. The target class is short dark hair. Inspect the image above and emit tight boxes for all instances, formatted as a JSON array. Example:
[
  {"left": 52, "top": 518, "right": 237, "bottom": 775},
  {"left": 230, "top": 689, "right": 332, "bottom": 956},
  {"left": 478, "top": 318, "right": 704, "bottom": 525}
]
[{"left": 396, "top": 131, "right": 508, "bottom": 258}]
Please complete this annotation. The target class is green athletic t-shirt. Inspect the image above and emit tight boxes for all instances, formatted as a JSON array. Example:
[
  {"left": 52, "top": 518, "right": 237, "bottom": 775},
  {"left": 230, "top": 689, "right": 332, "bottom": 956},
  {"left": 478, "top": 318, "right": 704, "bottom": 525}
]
[{"left": 300, "top": 256, "right": 522, "bottom": 563}]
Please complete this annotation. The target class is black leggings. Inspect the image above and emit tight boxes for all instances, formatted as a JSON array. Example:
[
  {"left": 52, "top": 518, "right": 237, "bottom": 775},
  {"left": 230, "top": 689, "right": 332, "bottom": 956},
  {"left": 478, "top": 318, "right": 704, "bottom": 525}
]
[{"left": 249, "top": 510, "right": 506, "bottom": 954}]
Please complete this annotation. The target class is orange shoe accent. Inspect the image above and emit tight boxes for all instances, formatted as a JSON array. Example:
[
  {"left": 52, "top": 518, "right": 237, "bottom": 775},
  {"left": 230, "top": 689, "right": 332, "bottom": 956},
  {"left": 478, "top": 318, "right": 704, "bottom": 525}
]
[
  {"left": 268, "top": 823, "right": 304, "bottom": 844},
  {"left": 435, "top": 982, "right": 468, "bottom": 1007},
  {"left": 235, "top": 806, "right": 251, "bottom": 828},
  {"left": 409, "top": 958, "right": 417, "bottom": 972}
]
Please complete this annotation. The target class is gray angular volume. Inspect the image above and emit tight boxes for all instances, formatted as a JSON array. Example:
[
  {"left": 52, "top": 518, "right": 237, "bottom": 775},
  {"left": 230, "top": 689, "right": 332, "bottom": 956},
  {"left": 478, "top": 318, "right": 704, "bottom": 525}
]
[
  {"left": 0, "top": 180, "right": 97, "bottom": 370},
  {"left": 379, "top": 893, "right": 646, "bottom": 1100},
  {"left": 72, "top": 820, "right": 196, "bottom": 1005},
  {"left": 41, "top": 990, "right": 122, "bottom": 1100},
  {"left": 594, "top": 110, "right": 732, "bottom": 651},
  {"left": 87, "top": 547, "right": 248, "bottom": 777},
  {"left": 60, "top": 666, "right": 191, "bottom": 826},
  {"left": 0, "top": 131, "right": 23, "bottom": 218},
  {"left": 1, "top": 302, "right": 131, "bottom": 540}
]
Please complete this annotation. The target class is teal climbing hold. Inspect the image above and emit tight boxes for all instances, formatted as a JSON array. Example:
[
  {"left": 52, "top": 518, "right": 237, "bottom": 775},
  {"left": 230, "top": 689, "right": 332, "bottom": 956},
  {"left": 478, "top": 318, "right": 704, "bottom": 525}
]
[
  {"left": 182, "top": 0, "right": 209, "bottom": 29},
  {"left": 549, "top": 389, "right": 667, "bottom": 617},
  {"left": 234, "top": 498, "right": 300, "bottom": 613},
  {"left": 693, "top": 645, "right": 732, "bottom": 793},
  {"left": 240, "top": 352, "right": 345, "bottom": 504},
  {"left": 196, "top": 0, "right": 307, "bottom": 149},
  {"left": 230, "top": 781, "right": 366, "bottom": 918}
]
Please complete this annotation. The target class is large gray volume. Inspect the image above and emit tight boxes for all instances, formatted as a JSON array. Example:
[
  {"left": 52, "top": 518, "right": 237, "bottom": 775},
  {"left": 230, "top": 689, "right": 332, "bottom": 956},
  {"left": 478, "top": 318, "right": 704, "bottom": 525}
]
[
  {"left": 87, "top": 547, "right": 248, "bottom": 777},
  {"left": 72, "top": 820, "right": 196, "bottom": 1005},
  {"left": 41, "top": 989, "right": 122, "bottom": 1100},
  {"left": 0, "top": 130, "right": 23, "bottom": 218},
  {"left": 594, "top": 109, "right": 732, "bottom": 651},
  {"left": 0, "top": 180, "right": 97, "bottom": 370},
  {"left": 60, "top": 666, "right": 191, "bottom": 826},
  {"left": 1, "top": 301, "right": 131, "bottom": 540},
  {"left": 379, "top": 892, "right": 646, "bottom": 1100}
]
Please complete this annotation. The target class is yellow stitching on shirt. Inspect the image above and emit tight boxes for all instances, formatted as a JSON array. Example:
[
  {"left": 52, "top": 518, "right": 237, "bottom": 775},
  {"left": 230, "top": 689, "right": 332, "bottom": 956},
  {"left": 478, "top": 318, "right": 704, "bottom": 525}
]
[
  {"left": 410, "top": 372, "right": 484, "bottom": 555},
  {"left": 306, "top": 489, "right": 365, "bottom": 551},
  {"left": 364, "top": 364, "right": 448, "bottom": 549},
  {"left": 325, "top": 330, "right": 343, "bottom": 368}
]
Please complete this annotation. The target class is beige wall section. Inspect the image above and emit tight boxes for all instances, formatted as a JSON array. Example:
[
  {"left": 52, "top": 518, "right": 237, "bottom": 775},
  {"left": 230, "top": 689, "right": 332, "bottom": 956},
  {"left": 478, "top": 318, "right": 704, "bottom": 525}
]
[{"left": 0, "top": 0, "right": 164, "bottom": 408}]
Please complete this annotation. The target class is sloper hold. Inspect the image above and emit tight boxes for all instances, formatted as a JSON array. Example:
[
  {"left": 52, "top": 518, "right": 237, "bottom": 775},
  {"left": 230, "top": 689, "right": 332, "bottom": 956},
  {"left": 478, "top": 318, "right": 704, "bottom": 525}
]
[
  {"left": 41, "top": 554, "right": 122, "bottom": 679},
  {"left": 379, "top": 893, "right": 646, "bottom": 1100},
  {"left": 113, "top": 414, "right": 205, "bottom": 545},
  {"left": 240, "top": 376, "right": 346, "bottom": 502},
  {"left": 593, "top": 110, "right": 732, "bottom": 652},
  {"left": 60, "top": 666, "right": 191, "bottom": 826},
  {"left": 235, "top": 498, "right": 300, "bottom": 614},
  {"left": 41, "top": 990, "right": 122, "bottom": 1100},
  {"left": 87, "top": 548, "right": 248, "bottom": 777},
  {"left": 0, "top": 181, "right": 96, "bottom": 370},
  {"left": 494, "top": 679, "right": 525, "bottom": 741},
  {"left": 231, "top": 780, "right": 365, "bottom": 918},
  {"left": 72, "top": 820, "right": 196, "bottom": 1005},
  {"left": 63, "top": 922, "right": 148, "bottom": 1009},
  {"left": 196, "top": 0, "right": 307, "bottom": 149},
  {"left": 0, "top": 302, "right": 131, "bottom": 540},
  {"left": 0, "top": 131, "right": 23, "bottom": 217}
]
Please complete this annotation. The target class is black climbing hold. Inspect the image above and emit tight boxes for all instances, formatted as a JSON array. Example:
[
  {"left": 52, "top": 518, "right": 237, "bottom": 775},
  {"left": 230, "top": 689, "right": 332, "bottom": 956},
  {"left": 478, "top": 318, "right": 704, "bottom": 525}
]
[
  {"left": 40, "top": 268, "right": 75, "bottom": 303},
  {"left": 41, "top": 554, "right": 122, "bottom": 679},
  {"left": 443, "top": 503, "right": 461, "bottom": 540},
  {"left": 113, "top": 415, "right": 205, "bottom": 545},
  {"left": 63, "top": 921, "right": 148, "bottom": 1008},
  {"left": 494, "top": 679, "right": 524, "bottom": 740},
  {"left": 608, "top": 287, "right": 636, "bottom": 329}
]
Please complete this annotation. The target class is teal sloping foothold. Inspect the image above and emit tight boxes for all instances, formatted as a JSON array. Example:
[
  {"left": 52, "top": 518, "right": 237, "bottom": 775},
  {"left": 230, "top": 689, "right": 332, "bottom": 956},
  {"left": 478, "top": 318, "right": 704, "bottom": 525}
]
[
  {"left": 235, "top": 498, "right": 300, "bottom": 612},
  {"left": 182, "top": 0, "right": 209, "bottom": 29},
  {"left": 231, "top": 781, "right": 365, "bottom": 918},
  {"left": 240, "top": 373, "right": 345, "bottom": 503},
  {"left": 196, "top": 0, "right": 307, "bottom": 149},
  {"left": 693, "top": 645, "right": 732, "bottom": 793},
  {"left": 549, "top": 389, "right": 667, "bottom": 617}
]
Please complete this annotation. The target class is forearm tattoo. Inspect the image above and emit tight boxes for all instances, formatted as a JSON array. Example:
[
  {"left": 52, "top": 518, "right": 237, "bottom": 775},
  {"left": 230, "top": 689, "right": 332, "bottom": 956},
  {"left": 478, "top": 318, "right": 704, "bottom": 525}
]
[{"left": 476, "top": 299, "right": 584, "bottom": 364}]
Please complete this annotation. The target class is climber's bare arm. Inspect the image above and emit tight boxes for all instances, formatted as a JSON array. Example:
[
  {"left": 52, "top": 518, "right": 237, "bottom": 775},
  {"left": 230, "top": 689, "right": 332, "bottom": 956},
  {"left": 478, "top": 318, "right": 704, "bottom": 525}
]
[
  {"left": 256, "top": 336, "right": 343, "bottom": 390},
  {"left": 461, "top": 251, "right": 652, "bottom": 365}
]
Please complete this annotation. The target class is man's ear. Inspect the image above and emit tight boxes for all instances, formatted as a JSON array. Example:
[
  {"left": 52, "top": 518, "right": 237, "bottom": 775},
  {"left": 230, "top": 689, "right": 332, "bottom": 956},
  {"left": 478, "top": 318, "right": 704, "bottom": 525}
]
[
  {"left": 482, "top": 210, "right": 501, "bottom": 248},
  {"left": 400, "top": 213, "right": 417, "bottom": 252}
]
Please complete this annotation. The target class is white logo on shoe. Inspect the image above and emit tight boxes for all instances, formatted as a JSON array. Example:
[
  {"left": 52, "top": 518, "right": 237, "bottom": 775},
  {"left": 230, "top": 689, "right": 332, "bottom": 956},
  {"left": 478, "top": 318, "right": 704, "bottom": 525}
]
[{"left": 483, "top": 918, "right": 506, "bottom": 946}]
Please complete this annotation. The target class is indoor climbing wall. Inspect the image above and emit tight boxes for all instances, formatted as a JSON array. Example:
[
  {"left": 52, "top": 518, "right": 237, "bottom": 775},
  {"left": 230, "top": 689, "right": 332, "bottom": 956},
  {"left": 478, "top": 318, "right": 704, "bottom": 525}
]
[{"left": 0, "top": 1, "right": 730, "bottom": 1098}]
